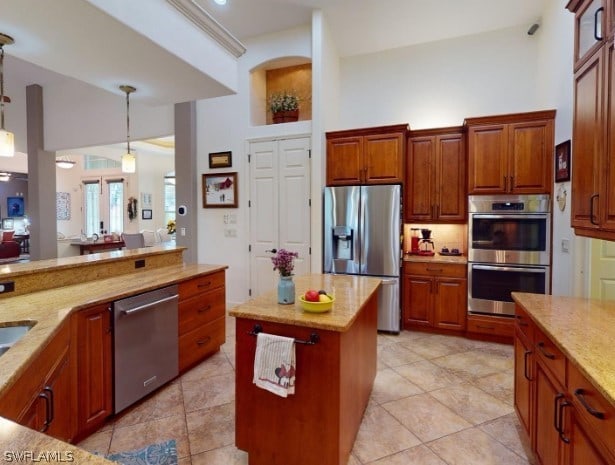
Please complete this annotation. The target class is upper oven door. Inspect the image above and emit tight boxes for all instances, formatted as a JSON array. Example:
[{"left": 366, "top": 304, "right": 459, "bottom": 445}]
[{"left": 469, "top": 213, "right": 550, "bottom": 265}]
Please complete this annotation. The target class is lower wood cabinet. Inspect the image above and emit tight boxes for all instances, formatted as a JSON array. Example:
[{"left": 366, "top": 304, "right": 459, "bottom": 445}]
[
  {"left": 0, "top": 321, "right": 73, "bottom": 442},
  {"left": 402, "top": 262, "right": 466, "bottom": 332},
  {"left": 513, "top": 303, "right": 615, "bottom": 465},
  {"left": 71, "top": 302, "right": 113, "bottom": 442},
  {"left": 178, "top": 271, "right": 226, "bottom": 373},
  {"left": 466, "top": 313, "right": 514, "bottom": 342}
]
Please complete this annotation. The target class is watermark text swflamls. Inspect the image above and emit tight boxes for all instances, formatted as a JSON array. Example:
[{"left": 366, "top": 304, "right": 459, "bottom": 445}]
[{"left": 3, "top": 450, "right": 75, "bottom": 462}]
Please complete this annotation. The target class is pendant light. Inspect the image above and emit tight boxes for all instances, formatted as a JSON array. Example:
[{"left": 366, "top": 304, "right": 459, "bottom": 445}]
[
  {"left": 120, "top": 84, "right": 136, "bottom": 173},
  {"left": 0, "top": 33, "right": 15, "bottom": 158}
]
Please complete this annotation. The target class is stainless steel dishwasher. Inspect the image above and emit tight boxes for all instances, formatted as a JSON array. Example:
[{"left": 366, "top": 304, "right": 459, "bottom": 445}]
[{"left": 113, "top": 284, "right": 179, "bottom": 413}]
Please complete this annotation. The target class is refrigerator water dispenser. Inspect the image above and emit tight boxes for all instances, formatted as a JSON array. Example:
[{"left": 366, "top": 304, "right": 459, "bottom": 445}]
[{"left": 333, "top": 226, "right": 353, "bottom": 260}]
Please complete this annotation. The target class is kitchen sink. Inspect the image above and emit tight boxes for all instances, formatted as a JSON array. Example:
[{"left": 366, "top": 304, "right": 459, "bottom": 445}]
[{"left": 0, "top": 322, "right": 36, "bottom": 357}]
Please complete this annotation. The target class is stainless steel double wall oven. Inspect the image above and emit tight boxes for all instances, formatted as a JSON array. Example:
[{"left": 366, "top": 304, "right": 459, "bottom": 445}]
[{"left": 468, "top": 194, "right": 551, "bottom": 317}]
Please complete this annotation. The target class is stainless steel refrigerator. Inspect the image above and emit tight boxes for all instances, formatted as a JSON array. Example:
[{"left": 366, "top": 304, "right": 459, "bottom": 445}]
[{"left": 323, "top": 185, "right": 401, "bottom": 333}]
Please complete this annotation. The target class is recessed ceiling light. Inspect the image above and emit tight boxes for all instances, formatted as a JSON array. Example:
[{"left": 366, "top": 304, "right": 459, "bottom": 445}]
[{"left": 214, "top": 0, "right": 227, "bottom": 5}]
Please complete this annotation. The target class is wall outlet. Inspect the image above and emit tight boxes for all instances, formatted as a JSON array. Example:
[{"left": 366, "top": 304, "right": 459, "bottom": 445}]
[
  {"left": 224, "top": 228, "right": 237, "bottom": 238},
  {"left": 561, "top": 239, "right": 570, "bottom": 253},
  {"left": 180, "top": 227, "right": 186, "bottom": 236}
]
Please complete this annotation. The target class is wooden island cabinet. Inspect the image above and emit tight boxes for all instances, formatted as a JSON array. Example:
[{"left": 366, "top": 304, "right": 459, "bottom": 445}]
[
  {"left": 512, "top": 293, "right": 615, "bottom": 465},
  {"left": 230, "top": 274, "right": 381, "bottom": 465},
  {"left": 464, "top": 110, "right": 555, "bottom": 195},
  {"left": 326, "top": 124, "right": 407, "bottom": 186}
]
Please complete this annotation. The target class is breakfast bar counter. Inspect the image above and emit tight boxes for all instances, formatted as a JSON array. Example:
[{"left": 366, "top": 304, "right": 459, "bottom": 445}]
[{"left": 230, "top": 274, "right": 381, "bottom": 465}]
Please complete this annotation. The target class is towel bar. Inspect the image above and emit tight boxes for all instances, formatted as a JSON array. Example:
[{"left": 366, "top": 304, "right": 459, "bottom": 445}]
[{"left": 248, "top": 324, "right": 320, "bottom": 345}]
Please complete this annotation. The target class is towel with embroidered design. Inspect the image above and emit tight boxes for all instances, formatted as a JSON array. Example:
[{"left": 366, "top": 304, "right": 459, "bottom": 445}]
[{"left": 253, "top": 332, "right": 296, "bottom": 397}]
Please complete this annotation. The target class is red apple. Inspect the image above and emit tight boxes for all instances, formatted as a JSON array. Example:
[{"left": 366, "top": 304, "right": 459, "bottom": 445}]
[{"left": 304, "top": 289, "right": 320, "bottom": 302}]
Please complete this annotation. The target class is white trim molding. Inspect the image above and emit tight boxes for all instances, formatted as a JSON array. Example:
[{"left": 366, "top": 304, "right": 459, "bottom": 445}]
[{"left": 167, "top": 0, "right": 246, "bottom": 58}]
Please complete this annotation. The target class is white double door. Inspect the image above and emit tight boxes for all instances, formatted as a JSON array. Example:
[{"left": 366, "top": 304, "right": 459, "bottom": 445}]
[{"left": 249, "top": 137, "right": 311, "bottom": 298}]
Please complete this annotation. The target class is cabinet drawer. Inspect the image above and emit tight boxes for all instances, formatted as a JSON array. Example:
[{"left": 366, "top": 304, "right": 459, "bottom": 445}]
[
  {"left": 178, "top": 287, "right": 226, "bottom": 335},
  {"left": 534, "top": 327, "right": 566, "bottom": 386},
  {"left": 404, "top": 261, "right": 466, "bottom": 278},
  {"left": 514, "top": 304, "right": 534, "bottom": 342},
  {"left": 179, "top": 317, "right": 225, "bottom": 372},
  {"left": 568, "top": 362, "right": 615, "bottom": 460},
  {"left": 179, "top": 271, "right": 225, "bottom": 301},
  {"left": 466, "top": 314, "right": 514, "bottom": 337}
]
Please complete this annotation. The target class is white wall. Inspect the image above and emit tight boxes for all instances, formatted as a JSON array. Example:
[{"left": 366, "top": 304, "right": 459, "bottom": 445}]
[
  {"left": 535, "top": 0, "right": 579, "bottom": 297},
  {"left": 197, "top": 26, "right": 312, "bottom": 307}
]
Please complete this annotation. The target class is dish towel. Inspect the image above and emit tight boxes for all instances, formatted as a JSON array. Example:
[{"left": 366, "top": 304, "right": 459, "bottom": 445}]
[{"left": 253, "top": 332, "right": 296, "bottom": 397}]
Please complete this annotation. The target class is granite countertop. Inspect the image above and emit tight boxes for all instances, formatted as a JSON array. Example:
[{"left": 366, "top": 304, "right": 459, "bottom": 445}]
[
  {"left": 512, "top": 292, "right": 615, "bottom": 407},
  {"left": 403, "top": 253, "right": 467, "bottom": 265},
  {"left": 229, "top": 274, "right": 382, "bottom": 332},
  {"left": 0, "top": 262, "right": 227, "bottom": 463}
]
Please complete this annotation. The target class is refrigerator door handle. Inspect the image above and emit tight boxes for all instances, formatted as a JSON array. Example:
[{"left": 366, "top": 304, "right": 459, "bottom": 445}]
[{"left": 381, "top": 278, "right": 398, "bottom": 284}]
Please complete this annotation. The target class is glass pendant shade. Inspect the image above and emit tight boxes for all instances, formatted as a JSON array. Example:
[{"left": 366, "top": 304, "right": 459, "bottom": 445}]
[
  {"left": 0, "top": 128, "right": 14, "bottom": 157},
  {"left": 122, "top": 152, "right": 136, "bottom": 173}
]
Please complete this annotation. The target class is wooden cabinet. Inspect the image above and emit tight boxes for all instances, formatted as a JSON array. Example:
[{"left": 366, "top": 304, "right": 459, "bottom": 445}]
[
  {"left": 71, "top": 302, "right": 113, "bottom": 441},
  {"left": 513, "top": 303, "right": 615, "bottom": 465},
  {"left": 178, "top": 270, "right": 226, "bottom": 373},
  {"left": 568, "top": 1, "right": 615, "bottom": 240},
  {"left": 406, "top": 127, "right": 466, "bottom": 222},
  {"left": 466, "top": 314, "right": 514, "bottom": 342},
  {"left": 465, "top": 111, "right": 555, "bottom": 195},
  {"left": 567, "top": 0, "right": 611, "bottom": 69},
  {"left": 326, "top": 124, "right": 407, "bottom": 186},
  {"left": 0, "top": 322, "right": 73, "bottom": 442},
  {"left": 402, "top": 262, "right": 466, "bottom": 332}
]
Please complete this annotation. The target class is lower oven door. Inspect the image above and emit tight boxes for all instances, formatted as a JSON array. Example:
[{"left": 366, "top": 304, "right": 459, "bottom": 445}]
[{"left": 468, "top": 263, "right": 550, "bottom": 317}]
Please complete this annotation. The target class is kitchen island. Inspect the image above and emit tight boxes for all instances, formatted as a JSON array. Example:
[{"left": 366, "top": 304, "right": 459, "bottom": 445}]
[{"left": 229, "top": 273, "right": 381, "bottom": 465}]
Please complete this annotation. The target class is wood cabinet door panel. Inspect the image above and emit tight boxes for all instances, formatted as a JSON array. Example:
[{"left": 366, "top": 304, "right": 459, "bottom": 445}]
[
  {"left": 570, "top": 413, "right": 611, "bottom": 465},
  {"left": 433, "top": 278, "right": 466, "bottom": 331},
  {"left": 403, "top": 274, "right": 433, "bottom": 327},
  {"left": 436, "top": 134, "right": 466, "bottom": 220},
  {"left": 468, "top": 125, "right": 508, "bottom": 193},
  {"left": 326, "top": 136, "right": 363, "bottom": 185},
  {"left": 179, "top": 317, "right": 225, "bottom": 373},
  {"left": 572, "top": 50, "right": 603, "bottom": 229},
  {"left": 534, "top": 363, "right": 565, "bottom": 465},
  {"left": 509, "top": 121, "right": 552, "bottom": 193},
  {"left": 603, "top": 41, "right": 615, "bottom": 231},
  {"left": 406, "top": 137, "right": 434, "bottom": 220},
  {"left": 73, "top": 303, "right": 112, "bottom": 440},
  {"left": 514, "top": 331, "right": 533, "bottom": 437},
  {"left": 178, "top": 287, "right": 226, "bottom": 335},
  {"left": 179, "top": 271, "right": 225, "bottom": 301},
  {"left": 44, "top": 350, "right": 72, "bottom": 442},
  {"left": 364, "top": 132, "right": 404, "bottom": 184}
]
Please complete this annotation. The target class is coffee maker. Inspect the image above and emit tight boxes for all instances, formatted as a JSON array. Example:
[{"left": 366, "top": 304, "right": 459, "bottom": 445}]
[{"left": 419, "top": 228, "right": 435, "bottom": 256}]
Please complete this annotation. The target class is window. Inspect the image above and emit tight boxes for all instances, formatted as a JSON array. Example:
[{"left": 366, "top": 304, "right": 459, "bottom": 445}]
[
  {"left": 164, "top": 173, "right": 175, "bottom": 225},
  {"left": 83, "top": 177, "right": 125, "bottom": 235}
]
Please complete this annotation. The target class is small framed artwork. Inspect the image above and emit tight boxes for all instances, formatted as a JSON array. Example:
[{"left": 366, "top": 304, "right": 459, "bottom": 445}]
[
  {"left": 142, "top": 209, "right": 153, "bottom": 220},
  {"left": 203, "top": 172, "right": 238, "bottom": 208},
  {"left": 208, "top": 151, "right": 232, "bottom": 169},
  {"left": 555, "top": 140, "right": 571, "bottom": 183},
  {"left": 7, "top": 197, "right": 25, "bottom": 217},
  {"left": 2, "top": 218, "right": 14, "bottom": 230}
]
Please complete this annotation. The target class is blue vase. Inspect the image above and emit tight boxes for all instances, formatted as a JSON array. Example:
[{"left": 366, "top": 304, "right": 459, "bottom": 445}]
[{"left": 278, "top": 276, "right": 295, "bottom": 304}]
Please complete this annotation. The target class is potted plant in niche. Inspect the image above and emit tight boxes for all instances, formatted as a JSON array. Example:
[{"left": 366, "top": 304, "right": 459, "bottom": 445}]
[{"left": 269, "top": 91, "right": 299, "bottom": 123}]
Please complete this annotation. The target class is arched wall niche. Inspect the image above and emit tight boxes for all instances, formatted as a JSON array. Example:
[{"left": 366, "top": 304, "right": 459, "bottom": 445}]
[{"left": 249, "top": 56, "right": 312, "bottom": 126}]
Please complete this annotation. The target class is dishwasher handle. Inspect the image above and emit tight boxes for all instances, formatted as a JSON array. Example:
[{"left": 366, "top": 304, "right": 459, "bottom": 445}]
[{"left": 120, "top": 294, "right": 178, "bottom": 316}]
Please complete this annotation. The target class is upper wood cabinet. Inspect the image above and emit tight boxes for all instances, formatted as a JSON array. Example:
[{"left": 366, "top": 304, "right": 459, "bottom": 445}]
[
  {"left": 567, "top": 0, "right": 615, "bottom": 240},
  {"left": 567, "top": 0, "right": 613, "bottom": 69},
  {"left": 406, "top": 126, "right": 466, "bottom": 222},
  {"left": 326, "top": 124, "right": 407, "bottom": 186},
  {"left": 465, "top": 110, "right": 556, "bottom": 195}
]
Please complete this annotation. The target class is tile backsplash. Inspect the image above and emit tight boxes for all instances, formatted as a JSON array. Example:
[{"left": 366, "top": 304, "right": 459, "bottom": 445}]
[{"left": 403, "top": 223, "right": 467, "bottom": 254}]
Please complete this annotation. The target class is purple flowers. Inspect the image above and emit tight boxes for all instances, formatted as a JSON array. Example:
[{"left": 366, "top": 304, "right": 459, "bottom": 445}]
[{"left": 271, "top": 249, "right": 299, "bottom": 277}]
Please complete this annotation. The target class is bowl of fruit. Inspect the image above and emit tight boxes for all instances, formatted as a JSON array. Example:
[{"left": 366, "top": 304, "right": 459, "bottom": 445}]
[{"left": 299, "top": 289, "right": 335, "bottom": 313}]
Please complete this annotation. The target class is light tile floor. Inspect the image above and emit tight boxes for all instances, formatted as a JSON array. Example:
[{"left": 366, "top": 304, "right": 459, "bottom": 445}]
[{"left": 78, "top": 317, "right": 535, "bottom": 465}]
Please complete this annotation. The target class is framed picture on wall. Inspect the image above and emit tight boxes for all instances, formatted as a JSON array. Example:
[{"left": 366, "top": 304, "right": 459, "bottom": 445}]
[
  {"left": 7, "top": 197, "right": 25, "bottom": 217},
  {"left": 142, "top": 209, "right": 153, "bottom": 220},
  {"left": 555, "top": 140, "right": 571, "bottom": 183},
  {"left": 202, "top": 172, "right": 238, "bottom": 208},
  {"left": 208, "top": 151, "right": 232, "bottom": 169}
]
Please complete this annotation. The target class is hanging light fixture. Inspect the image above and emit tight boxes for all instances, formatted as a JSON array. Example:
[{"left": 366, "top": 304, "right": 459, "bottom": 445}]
[
  {"left": 120, "top": 84, "right": 136, "bottom": 173},
  {"left": 56, "top": 155, "right": 76, "bottom": 169},
  {"left": 0, "top": 33, "right": 15, "bottom": 158}
]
